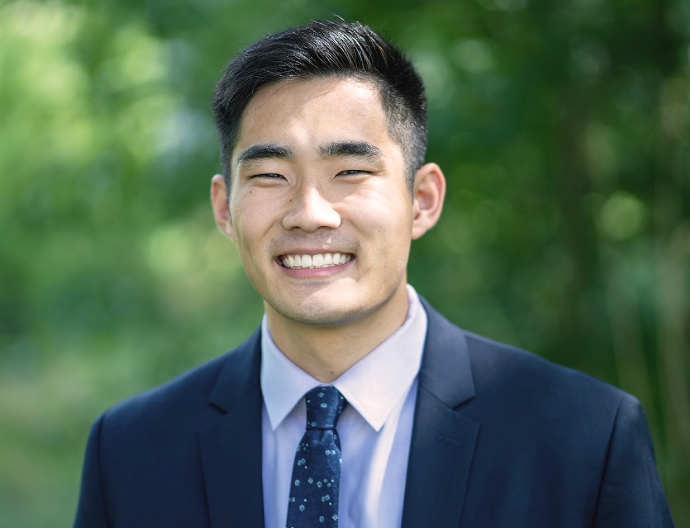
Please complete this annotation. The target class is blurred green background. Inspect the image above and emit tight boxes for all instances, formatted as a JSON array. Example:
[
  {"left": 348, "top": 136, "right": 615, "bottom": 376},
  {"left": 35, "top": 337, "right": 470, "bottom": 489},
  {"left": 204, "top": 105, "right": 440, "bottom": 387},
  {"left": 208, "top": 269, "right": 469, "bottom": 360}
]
[{"left": 1, "top": 0, "right": 688, "bottom": 525}]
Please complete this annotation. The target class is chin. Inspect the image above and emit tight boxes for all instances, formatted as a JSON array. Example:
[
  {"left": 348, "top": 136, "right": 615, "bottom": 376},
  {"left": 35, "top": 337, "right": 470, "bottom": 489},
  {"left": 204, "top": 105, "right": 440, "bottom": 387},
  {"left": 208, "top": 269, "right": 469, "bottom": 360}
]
[
  {"left": 268, "top": 292, "right": 388, "bottom": 327},
  {"left": 278, "top": 304, "right": 367, "bottom": 327},
  {"left": 262, "top": 279, "right": 407, "bottom": 328}
]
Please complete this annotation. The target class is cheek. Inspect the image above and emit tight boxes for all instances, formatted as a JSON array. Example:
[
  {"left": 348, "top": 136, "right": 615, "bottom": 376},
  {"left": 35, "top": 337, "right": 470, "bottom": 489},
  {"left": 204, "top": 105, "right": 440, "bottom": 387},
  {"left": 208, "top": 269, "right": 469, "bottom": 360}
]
[
  {"left": 346, "top": 185, "right": 412, "bottom": 224},
  {"left": 347, "top": 199, "right": 413, "bottom": 262},
  {"left": 363, "top": 204, "right": 414, "bottom": 242},
  {"left": 230, "top": 194, "right": 268, "bottom": 243}
]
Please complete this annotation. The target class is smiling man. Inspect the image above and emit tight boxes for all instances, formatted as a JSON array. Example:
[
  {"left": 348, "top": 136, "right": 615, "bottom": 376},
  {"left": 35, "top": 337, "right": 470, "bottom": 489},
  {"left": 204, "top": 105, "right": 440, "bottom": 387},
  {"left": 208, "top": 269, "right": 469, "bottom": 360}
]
[
  {"left": 211, "top": 76, "right": 442, "bottom": 384},
  {"left": 74, "top": 20, "right": 674, "bottom": 528}
]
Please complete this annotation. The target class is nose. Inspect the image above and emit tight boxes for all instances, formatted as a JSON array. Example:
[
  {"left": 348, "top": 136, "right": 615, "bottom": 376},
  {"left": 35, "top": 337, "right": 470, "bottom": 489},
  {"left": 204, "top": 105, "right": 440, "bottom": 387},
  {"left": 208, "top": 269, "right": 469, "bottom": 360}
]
[{"left": 282, "top": 184, "right": 341, "bottom": 232}]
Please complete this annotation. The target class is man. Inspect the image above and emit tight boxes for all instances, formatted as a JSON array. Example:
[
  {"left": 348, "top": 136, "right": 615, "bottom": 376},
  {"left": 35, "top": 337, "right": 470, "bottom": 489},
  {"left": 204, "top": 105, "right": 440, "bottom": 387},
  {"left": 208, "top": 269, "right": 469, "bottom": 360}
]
[{"left": 74, "top": 20, "right": 674, "bottom": 528}]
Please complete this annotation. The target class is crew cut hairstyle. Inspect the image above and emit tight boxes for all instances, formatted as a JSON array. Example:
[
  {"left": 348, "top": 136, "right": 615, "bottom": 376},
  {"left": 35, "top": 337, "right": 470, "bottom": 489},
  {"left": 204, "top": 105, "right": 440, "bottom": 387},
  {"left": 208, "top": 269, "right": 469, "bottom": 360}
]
[{"left": 212, "top": 20, "right": 427, "bottom": 190}]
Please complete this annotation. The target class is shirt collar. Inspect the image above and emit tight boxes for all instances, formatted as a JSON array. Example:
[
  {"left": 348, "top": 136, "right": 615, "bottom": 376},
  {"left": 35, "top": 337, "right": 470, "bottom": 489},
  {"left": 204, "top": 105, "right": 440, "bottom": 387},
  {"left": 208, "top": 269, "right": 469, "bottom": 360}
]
[{"left": 261, "top": 284, "right": 428, "bottom": 432}]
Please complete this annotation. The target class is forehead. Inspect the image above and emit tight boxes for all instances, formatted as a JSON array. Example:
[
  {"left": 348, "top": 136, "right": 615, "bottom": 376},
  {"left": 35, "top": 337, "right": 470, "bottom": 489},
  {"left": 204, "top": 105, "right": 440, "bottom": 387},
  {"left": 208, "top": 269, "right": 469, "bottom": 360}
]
[{"left": 232, "top": 77, "right": 394, "bottom": 161}]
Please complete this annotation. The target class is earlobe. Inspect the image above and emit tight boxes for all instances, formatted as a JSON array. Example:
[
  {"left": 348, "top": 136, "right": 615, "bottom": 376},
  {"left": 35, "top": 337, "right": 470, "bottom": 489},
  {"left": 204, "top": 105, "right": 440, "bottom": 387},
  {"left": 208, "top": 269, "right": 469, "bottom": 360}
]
[
  {"left": 411, "top": 163, "right": 446, "bottom": 240},
  {"left": 210, "top": 174, "right": 236, "bottom": 241}
]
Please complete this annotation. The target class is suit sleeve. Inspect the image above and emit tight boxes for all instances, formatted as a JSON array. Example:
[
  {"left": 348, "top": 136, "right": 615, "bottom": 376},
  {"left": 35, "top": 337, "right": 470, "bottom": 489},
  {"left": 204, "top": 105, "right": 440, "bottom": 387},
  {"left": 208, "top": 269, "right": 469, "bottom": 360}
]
[
  {"left": 593, "top": 394, "right": 674, "bottom": 527},
  {"left": 73, "top": 413, "right": 110, "bottom": 528}
]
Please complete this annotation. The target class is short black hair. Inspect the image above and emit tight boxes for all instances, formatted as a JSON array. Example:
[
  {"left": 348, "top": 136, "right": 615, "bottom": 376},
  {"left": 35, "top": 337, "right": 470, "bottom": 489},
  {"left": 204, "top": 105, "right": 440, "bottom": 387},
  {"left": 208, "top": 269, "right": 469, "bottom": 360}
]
[{"left": 212, "top": 20, "right": 427, "bottom": 189}]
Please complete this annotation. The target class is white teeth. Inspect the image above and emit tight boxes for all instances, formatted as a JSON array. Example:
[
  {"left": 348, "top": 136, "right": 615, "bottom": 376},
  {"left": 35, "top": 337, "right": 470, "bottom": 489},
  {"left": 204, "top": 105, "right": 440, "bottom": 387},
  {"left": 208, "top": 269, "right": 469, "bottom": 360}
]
[{"left": 281, "top": 252, "right": 353, "bottom": 269}]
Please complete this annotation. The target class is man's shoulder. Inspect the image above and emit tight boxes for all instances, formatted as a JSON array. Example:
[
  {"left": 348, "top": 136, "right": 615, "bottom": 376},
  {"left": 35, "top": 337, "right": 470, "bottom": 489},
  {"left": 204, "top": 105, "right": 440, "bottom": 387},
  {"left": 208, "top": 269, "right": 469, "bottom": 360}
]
[
  {"left": 106, "top": 352, "right": 226, "bottom": 420},
  {"left": 463, "top": 329, "right": 627, "bottom": 406},
  {"left": 435, "top": 315, "right": 642, "bottom": 455},
  {"left": 422, "top": 299, "right": 632, "bottom": 419},
  {"left": 421, "top": 305, "right": 672, "bottom": 527},
  {"left": 100, "top": 328, "right": 261, "bottom": 434}
]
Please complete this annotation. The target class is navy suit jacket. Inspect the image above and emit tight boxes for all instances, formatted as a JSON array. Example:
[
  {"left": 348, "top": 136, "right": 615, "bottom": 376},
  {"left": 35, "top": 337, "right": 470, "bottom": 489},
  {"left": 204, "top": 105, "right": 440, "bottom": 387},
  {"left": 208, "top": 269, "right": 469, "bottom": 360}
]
[{"left": 74, "top": 300, "right": 674, "bottom": 527}]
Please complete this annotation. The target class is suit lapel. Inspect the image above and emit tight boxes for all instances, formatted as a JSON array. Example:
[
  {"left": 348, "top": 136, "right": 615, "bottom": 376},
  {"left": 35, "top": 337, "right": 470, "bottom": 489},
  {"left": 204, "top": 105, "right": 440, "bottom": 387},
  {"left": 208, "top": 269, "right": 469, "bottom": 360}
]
[
  {"left": 401, "top": 300, "right": 480, "bottom": 528},
  {"left": 198, "top": 329, "right": 265, "bottom": 528}
]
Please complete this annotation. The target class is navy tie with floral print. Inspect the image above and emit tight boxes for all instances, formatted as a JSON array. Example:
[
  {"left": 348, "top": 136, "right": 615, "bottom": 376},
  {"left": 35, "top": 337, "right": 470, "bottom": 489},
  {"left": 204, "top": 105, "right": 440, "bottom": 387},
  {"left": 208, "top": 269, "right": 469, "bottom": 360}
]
[{"left": 286, "top": 386, "right": 347, "bottom": 528}]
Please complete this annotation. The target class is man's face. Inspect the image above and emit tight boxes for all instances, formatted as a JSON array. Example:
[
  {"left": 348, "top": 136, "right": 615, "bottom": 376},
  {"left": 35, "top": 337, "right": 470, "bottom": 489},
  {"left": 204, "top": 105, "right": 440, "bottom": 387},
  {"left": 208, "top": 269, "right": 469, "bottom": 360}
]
[{"left": 219, "top": 77, "right": 420, "bottom": 327}]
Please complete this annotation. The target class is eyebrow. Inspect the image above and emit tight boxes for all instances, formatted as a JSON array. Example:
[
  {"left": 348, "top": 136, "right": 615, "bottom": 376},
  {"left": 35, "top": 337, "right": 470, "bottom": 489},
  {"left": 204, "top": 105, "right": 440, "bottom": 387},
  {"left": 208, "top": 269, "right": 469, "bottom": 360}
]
[
  {"left": 235, "top": 141, "right": 383, "bottom": 168},
  {"left": 236, "top": 144, "right": 294, "bottom": 166},
  {"left": 319, "top": 141, "right": 383, "bottom": 160}
]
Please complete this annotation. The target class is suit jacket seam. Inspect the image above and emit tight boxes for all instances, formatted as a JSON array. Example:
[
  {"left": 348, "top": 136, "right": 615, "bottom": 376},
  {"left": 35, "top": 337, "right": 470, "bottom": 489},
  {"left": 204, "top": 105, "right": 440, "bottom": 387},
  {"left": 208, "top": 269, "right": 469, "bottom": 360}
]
[{"left": 418, "top": 383, "right": 457, "bottom": 410}]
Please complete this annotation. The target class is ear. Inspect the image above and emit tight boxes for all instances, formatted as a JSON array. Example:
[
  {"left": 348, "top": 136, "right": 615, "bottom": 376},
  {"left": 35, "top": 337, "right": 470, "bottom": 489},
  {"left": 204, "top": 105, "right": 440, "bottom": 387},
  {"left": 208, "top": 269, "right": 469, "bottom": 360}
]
[
  {"left": 411, "top": 163, "right": 446, "bottom": 240},
  {"left": 211, "top": 174, "right": 236, "bottom": 242}
]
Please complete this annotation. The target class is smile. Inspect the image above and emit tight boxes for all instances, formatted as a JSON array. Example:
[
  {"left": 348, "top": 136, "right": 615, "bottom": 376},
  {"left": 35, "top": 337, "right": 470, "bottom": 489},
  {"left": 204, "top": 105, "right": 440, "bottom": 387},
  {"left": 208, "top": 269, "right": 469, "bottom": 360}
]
[{"left": 280, "top": 253, "right": 353, "bottom": 269}]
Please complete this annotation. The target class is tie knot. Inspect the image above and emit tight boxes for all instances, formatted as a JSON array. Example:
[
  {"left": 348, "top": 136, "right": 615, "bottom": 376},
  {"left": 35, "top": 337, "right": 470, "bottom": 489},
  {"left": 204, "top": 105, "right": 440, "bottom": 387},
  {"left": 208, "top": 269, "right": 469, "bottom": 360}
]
[{"left": 305, "top": 386, "right": 346, "bottom": 430}]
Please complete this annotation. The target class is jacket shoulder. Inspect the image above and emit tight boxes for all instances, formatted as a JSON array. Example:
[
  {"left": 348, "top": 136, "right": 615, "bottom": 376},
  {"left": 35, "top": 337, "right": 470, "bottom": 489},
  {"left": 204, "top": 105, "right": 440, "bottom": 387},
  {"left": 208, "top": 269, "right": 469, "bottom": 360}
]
[
  {"left": 463, "top": 329, "right": 628, "bottom": 410},
  {"left": 101, "top": 328, "right": 261, "bottom": 433},
  {"left": 421, "top": 297, "right": 629, "bottom": 411}
]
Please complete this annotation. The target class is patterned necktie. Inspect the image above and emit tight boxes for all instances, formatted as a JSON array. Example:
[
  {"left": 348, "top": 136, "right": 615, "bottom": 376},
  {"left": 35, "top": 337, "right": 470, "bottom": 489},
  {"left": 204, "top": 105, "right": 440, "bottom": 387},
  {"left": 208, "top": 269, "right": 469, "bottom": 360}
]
[{"left": 286, "top": 386, "right": 347, "bottom": 528}]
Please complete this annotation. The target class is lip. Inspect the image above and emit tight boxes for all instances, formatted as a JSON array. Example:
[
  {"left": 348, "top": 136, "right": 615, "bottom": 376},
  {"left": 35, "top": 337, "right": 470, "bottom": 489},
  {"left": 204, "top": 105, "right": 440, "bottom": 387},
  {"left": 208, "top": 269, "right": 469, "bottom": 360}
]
[{"left": 275, "top": 248, "right": 354, "bottom": 257}]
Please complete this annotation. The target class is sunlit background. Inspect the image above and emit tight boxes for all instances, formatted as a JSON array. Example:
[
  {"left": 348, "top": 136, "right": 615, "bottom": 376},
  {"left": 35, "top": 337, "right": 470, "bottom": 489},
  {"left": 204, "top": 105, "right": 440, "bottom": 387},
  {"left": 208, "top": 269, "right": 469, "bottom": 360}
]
[{"left": 0, "top": 0, "right": 688, "bottom": 525}]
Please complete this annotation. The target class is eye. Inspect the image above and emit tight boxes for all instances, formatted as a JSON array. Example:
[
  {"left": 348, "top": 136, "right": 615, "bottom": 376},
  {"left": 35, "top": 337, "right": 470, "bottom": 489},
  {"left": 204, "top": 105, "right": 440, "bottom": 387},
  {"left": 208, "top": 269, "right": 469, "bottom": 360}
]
[
  {"left": 251, "top": 173, "right": 285, "bottom": 180},
  {"left": 337, "top": 169, "right": 370, "bottom": 176}
]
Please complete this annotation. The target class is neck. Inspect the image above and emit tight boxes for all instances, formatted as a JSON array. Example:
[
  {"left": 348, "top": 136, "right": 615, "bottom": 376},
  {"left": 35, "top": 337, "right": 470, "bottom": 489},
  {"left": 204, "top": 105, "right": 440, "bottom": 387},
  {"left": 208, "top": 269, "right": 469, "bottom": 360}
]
[{"left": 265, "top": 283, "right": 410, "bottom": 383}]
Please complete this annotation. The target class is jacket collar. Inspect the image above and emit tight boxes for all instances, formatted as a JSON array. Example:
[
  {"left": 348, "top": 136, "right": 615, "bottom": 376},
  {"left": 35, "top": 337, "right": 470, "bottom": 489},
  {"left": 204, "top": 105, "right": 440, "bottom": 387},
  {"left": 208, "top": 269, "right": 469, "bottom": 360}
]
[{"left": 417, "top": 297, "right": 476, "bottom": 406}]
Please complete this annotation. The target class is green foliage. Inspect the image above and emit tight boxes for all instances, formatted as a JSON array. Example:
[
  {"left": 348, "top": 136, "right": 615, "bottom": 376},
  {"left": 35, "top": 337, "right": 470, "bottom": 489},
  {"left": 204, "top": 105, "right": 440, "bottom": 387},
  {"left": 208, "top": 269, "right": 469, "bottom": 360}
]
[{"left": 0, "top": 0, "right": 688, "bottom": 525}]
